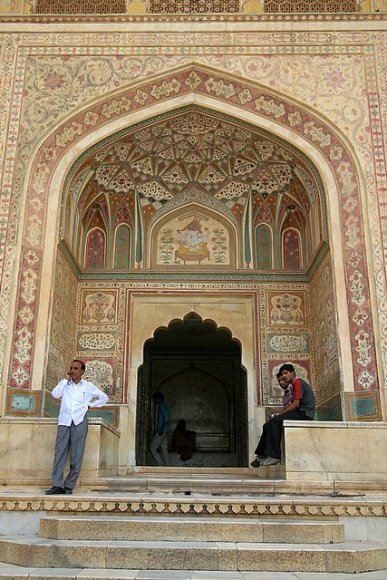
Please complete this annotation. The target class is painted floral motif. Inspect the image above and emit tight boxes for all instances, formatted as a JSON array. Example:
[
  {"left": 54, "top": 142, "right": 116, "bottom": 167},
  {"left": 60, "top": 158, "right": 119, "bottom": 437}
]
[
  {"left": 268, "top": 334, "right": 309, "bottom": 353},
  {"left": 355, "top": 329, "right": 372, "bottom": 368},
  {"left": 349, "top": 271, "right": 365, "bottom": 306},
  {"left": 159, "top": 228, "right": 175, "bottom": 264},
  {"left": 82, "top": 292, "right": 116, "bottom": 323},
  {"left": 83, "top": 360, "right": 113, "bottom": 393},
  {"left": 78, "top": 333, "right": 116, "bottom": 351},
  {"left": 211, "top": 228, "right": 227, "bottom": 263},
  {"left": 269, "top": 293, "right": 305, "bottom": 326}
]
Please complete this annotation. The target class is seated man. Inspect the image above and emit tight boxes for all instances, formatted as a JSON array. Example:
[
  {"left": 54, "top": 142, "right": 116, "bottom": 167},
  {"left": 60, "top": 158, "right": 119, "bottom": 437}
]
[{"left": 251, "top": 363, "right": 315, "bottom": 467}]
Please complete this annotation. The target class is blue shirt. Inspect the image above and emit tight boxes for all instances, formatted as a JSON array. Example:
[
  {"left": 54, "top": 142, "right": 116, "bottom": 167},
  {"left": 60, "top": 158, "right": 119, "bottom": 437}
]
[{"left": 157, "top": 401, "right": 171, "bottom": 434}]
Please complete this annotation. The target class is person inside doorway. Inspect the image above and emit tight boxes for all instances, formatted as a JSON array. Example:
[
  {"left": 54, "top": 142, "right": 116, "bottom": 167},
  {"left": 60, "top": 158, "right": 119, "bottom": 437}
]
[
  {"left": 172, "top": 419, "right": 196, "bottom": 461},
  {"left": 150, "top": 391, "right": 171, "bottom": 466},
  {"left": 45, "top": 359, "right": 109, "bottom": 495},
  {"left": 251, "top": 363, "right": 315, "bottom": 467}
]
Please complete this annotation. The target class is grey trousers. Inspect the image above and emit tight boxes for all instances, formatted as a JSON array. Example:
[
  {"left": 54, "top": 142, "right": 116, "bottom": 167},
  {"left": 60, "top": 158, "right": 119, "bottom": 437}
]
[
  {"left": 51, "top": 416, "right": 88, "bottom": 489},
  {"left": 150, "top": 432, "right": 169, "bottom": 466}
]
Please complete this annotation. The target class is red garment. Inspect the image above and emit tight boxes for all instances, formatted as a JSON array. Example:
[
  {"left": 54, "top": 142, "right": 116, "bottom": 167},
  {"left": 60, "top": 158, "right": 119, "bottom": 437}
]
[{"left": 172, "top": 421, "right": 196, "bottom": 461}]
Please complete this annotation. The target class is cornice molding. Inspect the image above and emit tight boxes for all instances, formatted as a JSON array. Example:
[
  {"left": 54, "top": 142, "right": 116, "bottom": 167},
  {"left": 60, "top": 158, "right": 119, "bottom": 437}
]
[
  {"left": 0, "top": 12, "right": 385, "bottom": 24},
  {"left": 0, "top": 494, "right": 386, "bottom": 516}
]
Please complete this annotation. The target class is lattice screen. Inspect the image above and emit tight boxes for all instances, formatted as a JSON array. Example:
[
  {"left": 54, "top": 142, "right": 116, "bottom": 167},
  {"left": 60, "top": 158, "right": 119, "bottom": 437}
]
[
  {"left": 34, "top": 0, "right": 127, "bottom": 13},
  {"left": 149, "top": 0, "right": 240, "bottom": 12},
  {"left": 264, "top": 0, "right": 359, "bottom": 11}
]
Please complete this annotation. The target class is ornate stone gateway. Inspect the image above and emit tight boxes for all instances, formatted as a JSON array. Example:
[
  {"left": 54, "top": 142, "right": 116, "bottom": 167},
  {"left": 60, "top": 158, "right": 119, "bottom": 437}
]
[{"left": 2, "top": 59, "right": 384, "bottom": 471}]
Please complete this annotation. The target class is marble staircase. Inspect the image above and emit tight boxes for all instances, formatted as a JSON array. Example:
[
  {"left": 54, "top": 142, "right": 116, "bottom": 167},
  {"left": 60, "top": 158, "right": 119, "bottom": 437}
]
[
  {"left": 0, "top": 512, "right": 386, "bottom": 574},
  {"left": 0, "top": 471, "right": 387, "bottom": 576}
]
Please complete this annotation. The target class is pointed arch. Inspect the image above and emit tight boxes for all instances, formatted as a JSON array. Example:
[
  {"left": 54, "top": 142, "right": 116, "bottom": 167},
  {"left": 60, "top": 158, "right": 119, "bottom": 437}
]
[{"left": 8, "top": 63, "right": 376, "bottom": 397}]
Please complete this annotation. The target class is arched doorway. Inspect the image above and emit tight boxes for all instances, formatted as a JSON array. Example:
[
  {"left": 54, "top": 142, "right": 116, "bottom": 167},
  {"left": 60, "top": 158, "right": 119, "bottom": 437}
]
[{"left": 136, "top": 312, "right": 248, "bottom": 468}]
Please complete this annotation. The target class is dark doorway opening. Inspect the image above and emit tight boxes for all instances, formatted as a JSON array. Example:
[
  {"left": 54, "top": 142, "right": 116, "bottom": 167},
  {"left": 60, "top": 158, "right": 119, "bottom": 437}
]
[{"left": 136, "top": 312, "right": 248, "bottom": 468}]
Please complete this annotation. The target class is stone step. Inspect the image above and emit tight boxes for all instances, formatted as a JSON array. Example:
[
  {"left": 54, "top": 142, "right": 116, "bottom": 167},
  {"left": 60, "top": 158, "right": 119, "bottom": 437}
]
[
  {"left": 80, "top": 466, "right": 287, "bottom": 494},
  {"left": 6, "top": 472, "right": 387, "bottom": 496},
  {"left": 39, "top": 515, "right": 345, "bottom": 544},
  {"left": 1, "top": 536, "right": 386, "bottom": 573},
  {"left": 1, "top": 564, "right": 385, "bottom": 579}
]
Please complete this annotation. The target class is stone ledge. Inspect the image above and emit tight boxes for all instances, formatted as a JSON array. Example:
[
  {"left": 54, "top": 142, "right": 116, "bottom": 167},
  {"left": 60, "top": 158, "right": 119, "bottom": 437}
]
[
  {"left": 0, "top": 417, "right": 120, "bottom": 436},
  {"left": 283, "top": 421, "right": 387, "bottom": 482},
  {"left": 284, "top": 420, "right": 387, "bottom": 429}
]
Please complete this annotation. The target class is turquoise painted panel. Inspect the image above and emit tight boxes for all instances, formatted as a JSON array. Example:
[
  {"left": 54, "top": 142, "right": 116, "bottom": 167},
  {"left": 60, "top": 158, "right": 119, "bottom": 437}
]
[
  {"left": 10, "top": 394, "right": 36, "bottom": 412},
  {"left": 350, "top": 396, "right": 376, "bottom": 418}
]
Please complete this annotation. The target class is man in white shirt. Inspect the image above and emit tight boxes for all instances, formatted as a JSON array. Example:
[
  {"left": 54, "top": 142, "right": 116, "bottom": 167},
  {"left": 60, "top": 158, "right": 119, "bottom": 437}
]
[{"left": 45, "top": 359, "right": 109, "bottom": 495}]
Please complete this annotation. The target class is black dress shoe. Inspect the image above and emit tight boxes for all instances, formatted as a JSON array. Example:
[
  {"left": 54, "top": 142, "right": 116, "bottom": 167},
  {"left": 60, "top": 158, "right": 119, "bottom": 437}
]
[
  {"left": 64, "top": 487, "right": 73, "bottom": 495},
  {"left": 250, "top": 458, "right": 261, "bottom": 468},
  {"left": 45, "top": 486, "right": 65, "bottom": 495}
]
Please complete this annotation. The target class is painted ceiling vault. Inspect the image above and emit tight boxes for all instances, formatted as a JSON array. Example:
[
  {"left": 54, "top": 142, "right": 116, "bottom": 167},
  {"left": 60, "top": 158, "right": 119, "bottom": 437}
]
[{"left": 64, "top": 106, "right": 324, "bottom": 270}]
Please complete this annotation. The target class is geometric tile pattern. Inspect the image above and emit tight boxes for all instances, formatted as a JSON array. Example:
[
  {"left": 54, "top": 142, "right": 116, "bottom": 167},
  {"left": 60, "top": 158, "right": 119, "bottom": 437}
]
[
  {"left": 264, "top": 1, "right": 359, "bottom": 12},
  {"left": 34, "top": 0, "right": 127, "bottom": 13},
  {"left": 149, "top": 0, "right": 240, "bottom": 12}
]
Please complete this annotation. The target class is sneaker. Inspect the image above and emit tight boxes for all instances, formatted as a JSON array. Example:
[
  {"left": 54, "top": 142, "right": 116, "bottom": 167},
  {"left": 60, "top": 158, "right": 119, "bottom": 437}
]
[
  {"left": 250, "top": 458, "right": 262, "bottom": 468},
  {"left": 261, "top": 456, "right": 280, "bottom": 466},
  {"left": 64, "top": 487, "right": 73, "bottom": 495},
  {"left": 45, "top": 486, "right": 65, "bottom": 495}
]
